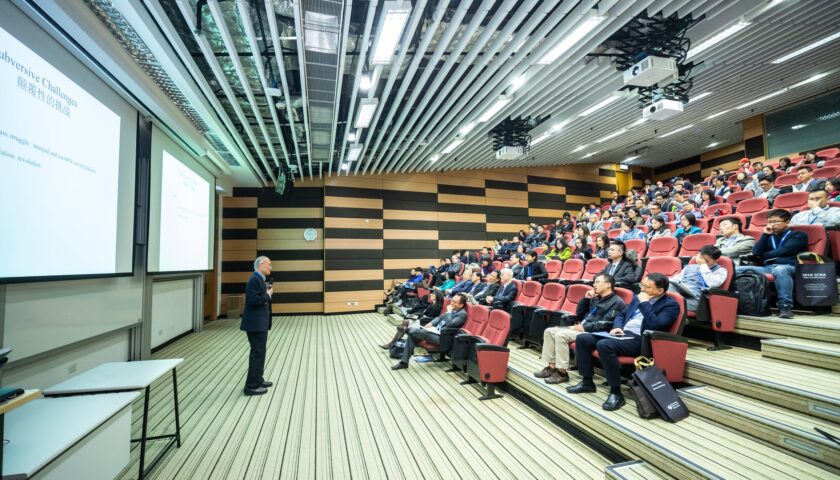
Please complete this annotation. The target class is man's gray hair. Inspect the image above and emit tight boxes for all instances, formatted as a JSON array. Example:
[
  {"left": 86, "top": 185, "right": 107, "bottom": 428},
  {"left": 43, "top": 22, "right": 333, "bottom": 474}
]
[
  {"left": 254, "top": 256, "right": 269, "bottom": 271},
  {"left": 500, "top": 268, "right": 513, "bottom": 278}
]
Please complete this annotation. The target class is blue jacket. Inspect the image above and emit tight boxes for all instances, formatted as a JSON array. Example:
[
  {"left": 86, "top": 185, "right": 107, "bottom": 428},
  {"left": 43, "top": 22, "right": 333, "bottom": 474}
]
[
  {"left": 241, "top": 272, "right": 272, "bottom": 332},
  {"left": 753, "top": 229, "right": 808, "bottom": 266},
  {"left": 613, "top": 294, "right": 680, "bottom": 334}
]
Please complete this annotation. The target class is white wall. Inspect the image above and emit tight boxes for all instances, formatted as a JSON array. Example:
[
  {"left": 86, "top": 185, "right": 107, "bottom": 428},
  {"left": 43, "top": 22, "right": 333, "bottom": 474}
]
[{"left": 151, "top": 278, "right": 194, "bottom": 349}]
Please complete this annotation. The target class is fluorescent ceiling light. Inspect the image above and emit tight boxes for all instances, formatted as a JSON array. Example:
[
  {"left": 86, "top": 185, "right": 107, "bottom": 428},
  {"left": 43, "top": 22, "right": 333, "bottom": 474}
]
[
  {"left": 791, "top": 124, "right": 807, "bottom": 130},
  {"left": 478, "top": 95, "right": 512, "bottom": 123},
  {"left": 623, "top": 155, "right": 639, "bottom": 163},
  {"left": 736, "top": 89, "right": 786, "bottom": 109},
  {"left": 580, "top": 151, "right": 598, "bottom": 159},
  {"left": 630, "top": 118, "right": 649, "bottom": 127},
  {"left": 442, "top": 139, "right": 463, "bottom": 154},
  {"left": 595, "top": 128, "right": 627, "bottom": 143},
  {"left": 707, "top": 109, "right": 730, "bottom": 119},
  {"left": 572, "top": 145, "right": 588, "bottom": 153},
  {"left": 348, "top": 132, "right": 357, "bottom": 142},
  {"left": 215, "top": 185, "right": 225, "bottom": 192},
  {"left": 772, "top": 31, "right": 840, "bottom": 64},
  {"left": 371, "top": 1, "right": 412, "bottom": 64},
  {"left": 687, "top": 20, "right": 750, "bottom": 59},
  {"left": 688, "top": 91, "right": 712, "bottom": 103},
  {"left": 707, "top": 142, "right": 720, "bottom": 148},
  {"left": 538, "top": 14, "right": 606, "bottom": 64},
  {"left": 552, "top": 119, "right": 571, "bottom": 131},
  {"left": 340, "top": 163, "right": 350, "bottom": 171},
  {"left": 429, "top": 154, "right": 440, "bottom": 163},
  {"left": 531, "top": 133, "right": 551, "bottom": 146},
  {"left": 789, "top": 72, "right": 829, "bottom": 88},
  {"left": 659, "top": 124, "right": 694, "bottom": 138},
  {"left": 460, "top": 122, "right": 476, "bottom": 135},
  {"left": 511, "top": 74, "right": 527, "bottom": 91},
  {"left": 579, "top": 95, "right": 619, "bottom": 116},
  {"left": 347, "top": 145, "right": 362, "bottom": 161},
  {"left": 355, "top": 98, "right": 379, "bottom": 128},
  {"left": 359, "top": 74, "right": 372, "bottom": 91}
]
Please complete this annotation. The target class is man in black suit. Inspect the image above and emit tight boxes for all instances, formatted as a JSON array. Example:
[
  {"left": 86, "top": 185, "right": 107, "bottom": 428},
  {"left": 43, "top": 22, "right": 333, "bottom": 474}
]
[
  {"left": 486, "top": 268, "right": 518, "bottom": 311},
  {"left": 241, "top": 256, "right": 274, "bottom": 396},
  {"left": 392, "top": 293, "right": 468, "bottom": 370}
]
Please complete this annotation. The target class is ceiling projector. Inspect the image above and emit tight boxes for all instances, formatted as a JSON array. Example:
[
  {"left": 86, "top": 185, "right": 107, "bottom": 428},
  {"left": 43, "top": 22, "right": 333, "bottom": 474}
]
[
  {"left": 495, "top": 145, "right": 525, "bottom": 160},
  {"left": 642, "top": 98, "right": 683, "bottom": 121},
  {"left": 622, "top": 55, "right": 678, "bottom": 87}
]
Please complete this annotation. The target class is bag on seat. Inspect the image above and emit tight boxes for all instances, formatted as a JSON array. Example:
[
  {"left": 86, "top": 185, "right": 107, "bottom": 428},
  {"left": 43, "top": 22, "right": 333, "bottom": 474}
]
[{"left": 733, "top": 270, "right": 770, "bottom": 316}]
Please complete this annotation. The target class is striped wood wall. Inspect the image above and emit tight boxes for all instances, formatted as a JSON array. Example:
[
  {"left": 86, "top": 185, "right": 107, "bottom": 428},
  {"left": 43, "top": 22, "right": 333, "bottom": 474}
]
[{"left": 222, "top": 165, "right": 618, "bottom": 314}]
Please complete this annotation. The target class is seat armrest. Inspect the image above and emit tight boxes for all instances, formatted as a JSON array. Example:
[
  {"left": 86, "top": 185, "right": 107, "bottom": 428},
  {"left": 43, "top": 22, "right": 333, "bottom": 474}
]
[
  {"left": 703, "top": 288, "right": 738, "bottom": 298},
  {"left": 475, "top": 343, "right": 509, "bottom": 353},
  {"left": 441, "top": 327, "right": 462, "bottom": 335},
  {"left": 647, "top": 331, "right": 687, "bottom": 343}
]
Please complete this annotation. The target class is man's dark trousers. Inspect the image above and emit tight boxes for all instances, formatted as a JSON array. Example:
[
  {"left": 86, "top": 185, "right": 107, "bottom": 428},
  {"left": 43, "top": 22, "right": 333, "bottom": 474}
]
[
  {"left": 246, "top": 332, "right": 268, "bottom": 389},
  {"left": 575, "top": 333, "right": 643, "bottom": 387}
]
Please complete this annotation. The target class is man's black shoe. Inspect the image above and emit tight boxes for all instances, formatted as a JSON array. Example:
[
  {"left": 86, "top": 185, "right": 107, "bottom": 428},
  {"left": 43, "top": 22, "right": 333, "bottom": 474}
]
[
  {"left": 566, "top": 381, "right": 597, "bottom": 394},
  {"left": 391, "top": 362, "right": 408, "bottom": 370},
  {"left": 779, "top": 305, "right": 794, "bottom": 319},
  {"left": 243, "top": 386, "right": 268, "bottom": 396},
  {"left": 262, "top": 381, "right": 273, "bottom": 388},
  {"left": 602, "top": 393, "right": 626, "bottom": 411}
]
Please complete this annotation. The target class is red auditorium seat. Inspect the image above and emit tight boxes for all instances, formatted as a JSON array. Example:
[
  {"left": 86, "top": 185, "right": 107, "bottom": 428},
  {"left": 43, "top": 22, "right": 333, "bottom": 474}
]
[
  {"left": 508, "top": 281, "right": 542, "bottom": 339},
  {"left": 545, "top": 259, "right": 563, "bottom": 281},
  {"left": 664, "top": 221, "right": 677, "bottom": 233},
  {"left": 747, "top": 210, "right": 771, "bottom": 233},
  {"left": 624, "top": 239, "right": 647, "bottom": 258},
  {"left": 644, "top": 257, "right": 683, "bottom": 278},
  {"left": 790, "top": 225, "right": 828, "bottom": 258},
  {"left": 743, "top": 229, "right": 763, "bottom": 242},
  {"left": 688, "top": 256, "right": 738, "bottom": 350},
  {"left": 534, "top": 246, "right": 546, "bottom": 255},
  {"left": 470, "top": 309, "right": 513, "bottom": 400},
  {"left": 581, "top": 258, "right": 608, "bottom": 281},
  {"left": 438, "top": 304, "right": 492, "bottom": 364},
  {"left": 601, "top": 221, "right": 613, "bottom": 230},
  {"left": 607, "top": 229, "right": 621, "bottom": 239},
  {"left": 694, "top": 217, "right": 711, "bottom": 233},
  {"left": 774, "top": 173, "right": 798, "bottom": 188},
  {"left": 679, "top": 234, "right": 716, "bottom": 258},
  {"left": 824, "top": 158, "right": 840, "bottom": 168},
  {"left": 647, "top": 237, "right": 679, "bottom": 257},
  {"left": 817, "top": 147, "right": 840, "bottom": 158},
  {"left": 522, "top": 283, "right": 568, "bottom": 347},
  {"left": 736, "top": 197, "right": 769, "bottom": 215},
  {"left": 614, "top": 287, "right": 634, "bottom": 304},
  {"left": 418, "top": 302, "right": 470, "bottom": 360},
  {"left": 663, "top": 212, "right": 675, "bottom": 222},
  {"left": 636, "top": 225, "right": 650, "bottom": 234},
  {"left": 709, "top": 214, "right": 748, "bottom": 236},
  {"left": 773, "top": 192, "right": 809, "bottom": 211},
  {"left": 492, "top": 260, "right": 502, "bottom": 272},
  {"left": 703, "top": 203, "right": 732, "bottom": 217},
  {"left": 727, "top": 190, "right": 754, "bottom": 205},
  {"left": 814, "top": 166, "right": 840, "bottom": 179},
  {"left": 558, "top": 259, "right": 585, "bottom": 282}
]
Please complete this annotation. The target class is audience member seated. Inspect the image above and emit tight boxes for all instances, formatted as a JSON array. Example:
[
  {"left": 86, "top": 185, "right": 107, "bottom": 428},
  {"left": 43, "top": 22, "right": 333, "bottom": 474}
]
[
  {"left": 626, "top": 208, "right": 645, "bottom": 226},
  {"left": 593, "top": 234, "right": 610, "bottom": 259},
  {"left": 675, "top": 199, "right": 703, "bottom": 222},
  {"left": 484, "top": 268, "right": 518, "bottom": 310},
  {"left": 599, "top": 240, "right": 639, "bottom": 286},
  {"left": 533, "top": 274, "right": 625, "bottom": 384},
  {"left": 617, "top": 219, "right": 646, "bottom": 242},
  {"left": 733, "top": 172, "right": 751, "bottom": 191},
  {"left": 567, "top": 273, "right": 681, "bottom": 411},
  {"left": 790, "top": 189, "right": 840, "bottom": 227},
  {"left": 479, "top": 256, "right": 495, "bottom": 277},
  {"left": 826, "top": 178, "right": 840, "bottom": 200},
  {"left": 437, "top": 271, "right": 456, "bottom": 292},
  {"left": 546, "top": 238, "right": 572, "bottom": 261},
  {"left": 793, "top": 165, "right": 826, "bottom": 192},
  {"left": 736, "top": 209, "right": 808, "bottom": 319},
  {"left": 714, "top": 217, "right": 755, "bottom": 264},
  {"left": 391, "top": 293, "right": 468, "bottom": 370},
  {"left": 675, "top": 212, "right": 703, "bottom": 243},
  {"left": 755, "top": 173, "right": 780, "bottom": 205},
  {"left": 385, "top": 267, "right": 423, "bottom": 303},
  {"left": 646, "top": 215, "right": 672, "bottom": 243},
  {"left": 448, "top": 267, "right": 483, "bottom": 297},
  {"left": 645, "top": 203, "right": 664, "bottom": 226},
  {"left": 778, "top": 156, "right": 793, "bottom": 173},
  {"left": 380, "top": 290, "right": 444, "bottom": 349},
  {"left": 570, "top": 237, "right": 593, "bottom": 260},
  {"left": 699, "top": 189, "right": 719, "bottom": 211},
  {"left": 470, "top": 270, "right": 500, "bottom": 305},
  {"left": 712, "top": 176, "right": 731, "bottom": 199},
  {"left": 668, "top": 246, "right": 728, "bottom": 312},
  {"left": 573, "top": 226, "right": 593, "bottom": 245},
  {"left": 517, "top": 250, "right": 548, "bottom": 282}
]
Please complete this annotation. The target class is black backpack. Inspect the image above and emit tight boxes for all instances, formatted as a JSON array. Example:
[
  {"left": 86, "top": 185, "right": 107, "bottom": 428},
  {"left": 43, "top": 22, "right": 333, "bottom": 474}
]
[{"left": 733, "top": 270, "right": 771, "bottom": 316}]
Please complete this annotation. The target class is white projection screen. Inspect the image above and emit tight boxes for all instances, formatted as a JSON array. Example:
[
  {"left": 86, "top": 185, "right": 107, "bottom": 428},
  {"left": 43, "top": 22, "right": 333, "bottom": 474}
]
[
  {"left": 148, "top": 126, "right": 215, "bottom": 273},
  {"left": 0, "top": 6, "right": 136, "bottom": 282}
]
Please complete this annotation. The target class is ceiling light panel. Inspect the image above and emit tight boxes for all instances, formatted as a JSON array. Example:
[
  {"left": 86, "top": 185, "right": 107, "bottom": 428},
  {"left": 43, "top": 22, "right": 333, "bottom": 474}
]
[
  {"left": 355, "top": 98, "right": 379, "bottom": 128},
  {"left": 478, "top": 95, "right": 513, "bottom": 123},
  {"left": 772, "top": 31, "right": 840, "bottom": 64},
  {"left": 370, "top": 1, "right": 412, "bottom": 65},
  {"left": 687, "top": 20, "right": 750, "bottom": 59},
  {"left": 538, "top": 14, "right": 606, "bottom": 64},
  {"left": 579, "top": 95, "right": 620, "bottom": 116}
]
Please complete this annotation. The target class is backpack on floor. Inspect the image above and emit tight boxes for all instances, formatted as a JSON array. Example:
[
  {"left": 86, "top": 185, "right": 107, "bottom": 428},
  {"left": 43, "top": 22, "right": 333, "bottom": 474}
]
[
  {"left": 389, "top": 340, "right": 406, "bottom": 359},
  {"left": 733, "top": 270, "right": 770, "bottom": 316}
]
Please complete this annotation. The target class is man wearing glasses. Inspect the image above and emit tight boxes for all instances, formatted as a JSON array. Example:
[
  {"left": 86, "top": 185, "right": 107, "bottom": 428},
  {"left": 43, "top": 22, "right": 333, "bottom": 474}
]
[
  {"left": 241, "top": 256, "right": 274, "bottom": 396},
  {"left": 566, "top": 273, "right": 680, "bottom": 411},
  {"left": 736, "top": 209, "right": 807, "bottom": 319}
]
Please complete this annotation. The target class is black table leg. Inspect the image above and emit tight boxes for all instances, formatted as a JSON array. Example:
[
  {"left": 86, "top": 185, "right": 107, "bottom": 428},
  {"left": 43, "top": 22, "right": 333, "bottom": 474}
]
[
  {"left": 172, "top": 368, "right": 181, "bottom": 448},
  {"left": 139, "top": 385, "right": 150, "bottom": 480}
]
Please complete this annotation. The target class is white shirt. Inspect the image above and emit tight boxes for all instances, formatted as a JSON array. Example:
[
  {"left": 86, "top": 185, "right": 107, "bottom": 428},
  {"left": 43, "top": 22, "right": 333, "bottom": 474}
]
[{"left": 790, "top": 206, "right": 840, "bottom": 227}]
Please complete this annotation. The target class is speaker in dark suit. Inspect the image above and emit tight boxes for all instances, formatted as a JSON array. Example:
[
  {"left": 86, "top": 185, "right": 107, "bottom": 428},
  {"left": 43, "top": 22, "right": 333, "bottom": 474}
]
[{"left": 241, "top": 256, "right": 274, "bottom": 395}]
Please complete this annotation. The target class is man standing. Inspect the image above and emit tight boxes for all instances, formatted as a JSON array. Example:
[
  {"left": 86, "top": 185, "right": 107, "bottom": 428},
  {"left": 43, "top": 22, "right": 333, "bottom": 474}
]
[
  {"left": 241, "top": 256, "right": 274, "bottom": 396},
  {"left": 567, "top": 273, "right": 680, "bottom": 411},
  {"left": 391, "top": 293, "right": 468, "bottom": 370},
  {"left": 534, "top": 274, "right": 625, "bottom": 384}
]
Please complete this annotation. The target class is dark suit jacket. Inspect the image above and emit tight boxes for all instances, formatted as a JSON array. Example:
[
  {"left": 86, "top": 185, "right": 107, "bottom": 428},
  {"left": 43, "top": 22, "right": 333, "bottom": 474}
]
[
  {"left": 476, "top": 282, "right": 500, "bottom": 304},
  {"left": 613, "top": 295, "right": 680, "bottom": 334},
  {"left": 430, "top": 307, "right": 468, "bottom": 331},
  {"left": 493, "top": 281, "right": 518, "bottom": 310},
  {"left": 599, "top": 260, "right": 638, "bottom": 285},
  {"left": 753, "top": 229, "right": 808, "bottom": 266},
  {"left": 519, "top": 261, "right": 547, "bottom": 281},
  {"left": 241, "top": 272, "right": 272, "bottom": 332}
]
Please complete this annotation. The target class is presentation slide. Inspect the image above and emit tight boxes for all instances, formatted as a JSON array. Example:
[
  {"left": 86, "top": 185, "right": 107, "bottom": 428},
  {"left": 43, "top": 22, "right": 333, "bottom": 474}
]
[
  {"left": 158, "top": 151, "right": 211, "bottom": 272},
  {"left": 0, "top": 25, "right": 125, "bottom": 279}
]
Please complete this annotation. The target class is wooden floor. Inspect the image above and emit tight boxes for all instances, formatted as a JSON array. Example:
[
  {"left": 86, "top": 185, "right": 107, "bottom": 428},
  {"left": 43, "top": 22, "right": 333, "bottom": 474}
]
[{"left": 116, "top": 314, "right": 612, "bottom": 479}]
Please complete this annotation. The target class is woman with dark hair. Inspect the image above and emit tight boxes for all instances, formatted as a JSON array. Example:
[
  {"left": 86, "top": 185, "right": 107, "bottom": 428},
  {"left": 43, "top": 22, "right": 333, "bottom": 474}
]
[
  {"left": 546, "top": 237, "right": 572, "bottom": 261},
  {"left": 826, "top": 178, "right": 840, "bottom": 200},
  {"left": 617, "top": 219, "right": 645, "bottom": 242},
  {"left": 734, "top": 171, "right": 751, "bottom": 190},
  {"left": 626, "top": 208, "right": 645, "bottom": 226},
  {"left": 570, "top": 237, "right": 592, "bottom": 260},
  {"left": 593, "top": 234, "right": 610, "bottom": 259},
  {"left": 380, "top": 290, "right": 444, "bottom": 349},
  {"left": 480, "top": 255, "right": 495, "bottom": 276},
  {"left": 646, "top": 215, "right": 672, "bottom": 243},
  {"left": 778, "top": 156, "right": 793, "bottom": 173},
  {"left": 675, "top": 212, "right": 702, "bottom": 243},
  {"left": 700, "top": 189, "right": 718, "bottom": 210},
  {"left": 573, "top": 225, "right": 593, "bottom": 245}
]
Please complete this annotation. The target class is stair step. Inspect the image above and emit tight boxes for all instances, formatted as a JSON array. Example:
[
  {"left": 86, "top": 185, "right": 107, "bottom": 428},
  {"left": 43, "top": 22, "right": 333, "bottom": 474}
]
[
  {"left": 386, "top": 313, "right": 404, "bottom": 326},
  {"left": 605, "top": 460, "right": 672, "bottom": 480},
  {"left": 376, "top": 306, "right": 388, "bottom": 315},
  {"left": 506, "top": 346, "right": 834, "bottom": 479},
  {"left": 680, "top": 385, "right": 840, "bottom": 472},
  {"left": 734, "top": 314, "right": 840, "bottom": 343},
  {"left": 684, "top": 346, "right": 840, "bottom": 423},
  {"left": 761, "top": 338, "right": 840, "bottom": 372}
]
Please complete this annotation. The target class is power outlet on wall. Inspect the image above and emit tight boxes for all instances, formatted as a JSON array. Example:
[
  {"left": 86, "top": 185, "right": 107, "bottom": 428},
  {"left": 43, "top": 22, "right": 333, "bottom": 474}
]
[{"left": 347, "top": 301, "right": 359, "bottom": 306}]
